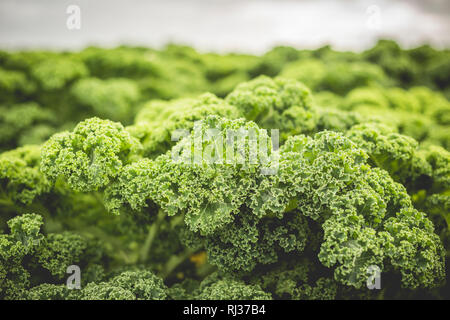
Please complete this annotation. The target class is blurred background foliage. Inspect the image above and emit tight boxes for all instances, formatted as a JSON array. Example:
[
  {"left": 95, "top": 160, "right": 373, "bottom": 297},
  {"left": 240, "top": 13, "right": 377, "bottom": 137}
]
[{"left": 0, "top": 40, "right": 448, "bottom": 153}]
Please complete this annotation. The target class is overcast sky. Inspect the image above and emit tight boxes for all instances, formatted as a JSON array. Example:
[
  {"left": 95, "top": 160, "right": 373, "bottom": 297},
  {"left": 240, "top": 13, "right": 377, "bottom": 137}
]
[{"left": 0, "top": 0, "right": 449, "bottom": 53}]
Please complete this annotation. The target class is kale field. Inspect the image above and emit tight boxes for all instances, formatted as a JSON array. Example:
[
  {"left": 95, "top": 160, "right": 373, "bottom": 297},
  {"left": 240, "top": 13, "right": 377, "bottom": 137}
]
[{"left": 0, "top": 40, "right": 449, "bottom": 300}]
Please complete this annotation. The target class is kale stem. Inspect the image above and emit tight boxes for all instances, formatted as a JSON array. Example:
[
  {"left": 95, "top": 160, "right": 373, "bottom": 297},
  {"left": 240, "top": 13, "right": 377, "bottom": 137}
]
[
  {"left": 161, "top": 247, "right": 197, "bottom": 279},
  {"left": 0, "top": 198, "right": 15, "bottom": 207},
  {"left": 0, "top": 188, "right": 15, "bottom": 208},
  {"left": 92, "top": 191, "right": 109, "bottom": 214},
  {"left": 140, "top": 209, "right": 165, "bottom": 263}
]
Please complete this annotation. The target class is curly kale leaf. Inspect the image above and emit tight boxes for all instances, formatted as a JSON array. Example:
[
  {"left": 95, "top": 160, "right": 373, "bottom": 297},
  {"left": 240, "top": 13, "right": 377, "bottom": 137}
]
[
  {"left": 127, "top": 93, "right": 241, "bottom": 157},
  {"left": 79, "top": 270, "right": 167, "bottom": 300},
  {"left": 194, "top": 273, "right": 271, "bottom": 300},
  {"left": 225, "top": 76, "right": 317, "bottom": 140},
  {"left": 0, "top": 213, "right": 106, "bottom": 299},
  {"left": 41, "top": 117, "right": 141, "bottom": 192},
  {"left": 108, "top": 115, "right": 276, "bottom": 235},
  {"left": 0, "top": 145, "right": 51, "bottom": 205},
  {"left": 71, "top": 77, "right": 141, "bottom": 123}
]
